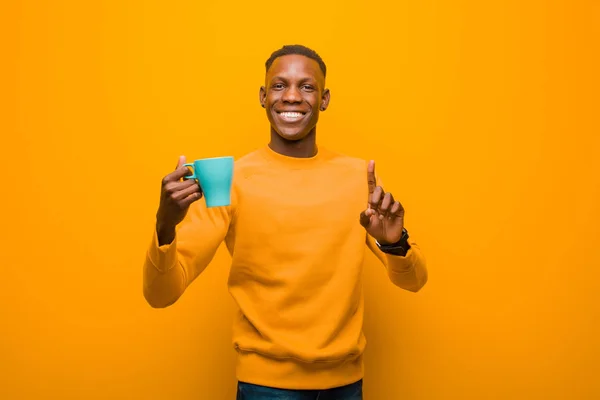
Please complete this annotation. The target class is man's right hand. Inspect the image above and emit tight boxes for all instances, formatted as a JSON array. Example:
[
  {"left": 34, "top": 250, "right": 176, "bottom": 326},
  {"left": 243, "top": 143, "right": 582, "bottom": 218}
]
[{"left": 155, "top": 155, "right": 203, "bottom": 245}]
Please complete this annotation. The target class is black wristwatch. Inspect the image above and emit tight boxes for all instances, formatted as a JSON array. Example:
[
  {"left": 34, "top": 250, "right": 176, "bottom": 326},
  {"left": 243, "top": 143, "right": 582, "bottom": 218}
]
[{"left": 376, "top": 228, "right": 411, "bottom": 256}]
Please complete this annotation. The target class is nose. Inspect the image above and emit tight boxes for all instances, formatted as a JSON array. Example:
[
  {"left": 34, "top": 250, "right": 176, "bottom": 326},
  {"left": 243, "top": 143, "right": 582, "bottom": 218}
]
[{"left": 282, "top": 85, "right": 302, "bottom": 103}]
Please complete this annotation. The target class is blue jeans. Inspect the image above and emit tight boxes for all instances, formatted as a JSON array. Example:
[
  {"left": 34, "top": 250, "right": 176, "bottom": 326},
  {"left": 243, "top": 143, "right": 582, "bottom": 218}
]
[{"left": 236, "top": 379, "right": 363, "bottom": 400}]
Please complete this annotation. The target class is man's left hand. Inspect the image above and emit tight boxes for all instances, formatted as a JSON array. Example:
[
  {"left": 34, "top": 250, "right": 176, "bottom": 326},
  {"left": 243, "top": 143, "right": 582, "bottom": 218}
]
[{"left": 359, "top": 160, "right": 405, "bottom": 245}]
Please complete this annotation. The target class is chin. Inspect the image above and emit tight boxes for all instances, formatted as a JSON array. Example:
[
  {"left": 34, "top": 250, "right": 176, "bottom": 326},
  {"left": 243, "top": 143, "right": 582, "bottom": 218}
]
[{"left": 275, "top": 127, "right": 311, "bottom": 141}]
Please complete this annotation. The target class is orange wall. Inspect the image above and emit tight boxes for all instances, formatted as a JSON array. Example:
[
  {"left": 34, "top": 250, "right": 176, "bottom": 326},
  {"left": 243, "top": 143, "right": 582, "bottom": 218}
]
[{"left": 2, "top": 1, "right": 599, "bottom": 399}]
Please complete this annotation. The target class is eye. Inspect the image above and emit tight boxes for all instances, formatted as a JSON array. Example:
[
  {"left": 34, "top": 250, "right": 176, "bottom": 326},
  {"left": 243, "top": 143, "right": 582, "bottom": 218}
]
[
  {"left": 302, "top": 84, "right": 315, "bottom": 91},
  {"left": 272, "top": 83, "right": 284, "bottom": 90}
]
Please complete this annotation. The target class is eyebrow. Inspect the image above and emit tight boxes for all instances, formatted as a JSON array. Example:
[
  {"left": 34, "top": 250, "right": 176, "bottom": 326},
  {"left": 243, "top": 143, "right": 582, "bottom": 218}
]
[{"left": 269, "top": 76, "right": 318, "bottom": 84}]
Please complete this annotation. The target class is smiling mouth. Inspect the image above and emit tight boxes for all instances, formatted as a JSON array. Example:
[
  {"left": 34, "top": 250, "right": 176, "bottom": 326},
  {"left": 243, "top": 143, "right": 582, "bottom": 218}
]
[{"left": 276, "top": 111, "right": 307, "bottom": 123}]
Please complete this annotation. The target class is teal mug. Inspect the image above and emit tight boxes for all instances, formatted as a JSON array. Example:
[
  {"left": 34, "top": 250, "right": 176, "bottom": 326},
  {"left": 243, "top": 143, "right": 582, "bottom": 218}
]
[{"left": 184, "top": 156, "right": 234, "bottom": 207}]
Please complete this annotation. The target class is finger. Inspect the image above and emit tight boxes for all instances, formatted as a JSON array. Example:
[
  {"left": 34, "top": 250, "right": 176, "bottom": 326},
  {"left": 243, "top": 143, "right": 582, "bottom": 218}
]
[
  {"left": 379, "top": 192, "right": 394, "bottom": 220},
  {"left": 359, "top": 209, "right": 375, "bottom": 228},
  {"left": 171, "top": 181, "right": 201, "bottom": 201},
  {"left": 369, "top": 186, "right": 384, "bottom": 211},
  {"left": 162, "top": 155, "right": 189, "bottom": 185},
  {"left": 163, "top": 165, "right": 194, "bottom": 184},
  {"left": 367, "top": 160, "right": 376, "bottom": 195},
  {"left": 390, "top": 200, "right": 405, "bottom": 217},
  {"left": 179, "top": 191, "right": 203, "bottom": 208},
  {"left": 163, "top": 178, "right": 197, "bottom": 195}
]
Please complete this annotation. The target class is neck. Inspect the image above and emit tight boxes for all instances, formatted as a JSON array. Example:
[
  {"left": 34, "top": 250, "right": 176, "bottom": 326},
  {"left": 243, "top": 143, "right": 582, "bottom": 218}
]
[{"left": 268, "top": 127, "right": 318, "bottom": 158}]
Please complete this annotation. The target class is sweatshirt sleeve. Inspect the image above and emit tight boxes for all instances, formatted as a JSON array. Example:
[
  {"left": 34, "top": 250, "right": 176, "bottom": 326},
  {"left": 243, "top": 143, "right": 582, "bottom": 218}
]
[
  {"left": 142, "top": 187, "right": 237, "bottom": 308},
  {"left": 366, "top": 234, "right": 428, "bottom": 292}
]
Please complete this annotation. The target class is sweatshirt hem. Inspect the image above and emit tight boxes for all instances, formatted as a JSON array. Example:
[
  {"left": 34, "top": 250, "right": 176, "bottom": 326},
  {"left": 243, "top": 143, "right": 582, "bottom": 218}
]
[{"left": 235, "top": 349, "right": 364, "bottom": 390}]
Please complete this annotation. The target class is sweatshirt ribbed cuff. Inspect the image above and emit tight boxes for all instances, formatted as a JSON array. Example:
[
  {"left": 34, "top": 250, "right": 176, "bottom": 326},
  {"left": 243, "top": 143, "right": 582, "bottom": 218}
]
[
  {"left": 147, "top": 229, "right": 178, "bottom": 273},
  {"left": 385, "top": 244, "right": 417, "bottom": 273}
]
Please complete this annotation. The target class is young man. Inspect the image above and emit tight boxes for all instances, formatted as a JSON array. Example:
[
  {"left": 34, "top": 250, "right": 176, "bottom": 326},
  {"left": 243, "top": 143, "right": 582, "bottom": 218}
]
[{"left": 143, "top": 45, "right": 428, "bottom": 400}]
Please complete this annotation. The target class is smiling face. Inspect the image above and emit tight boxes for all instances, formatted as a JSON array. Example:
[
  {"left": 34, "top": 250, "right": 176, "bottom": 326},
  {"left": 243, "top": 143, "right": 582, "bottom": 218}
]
[{"left": 260, "top": 54, "right": 330, "bottom": 141}]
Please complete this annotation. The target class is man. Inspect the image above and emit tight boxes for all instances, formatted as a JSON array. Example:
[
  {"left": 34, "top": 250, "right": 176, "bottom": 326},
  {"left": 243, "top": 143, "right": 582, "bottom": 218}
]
[{"left": 143, "top": 44, "right": 428, "bottom": 400}]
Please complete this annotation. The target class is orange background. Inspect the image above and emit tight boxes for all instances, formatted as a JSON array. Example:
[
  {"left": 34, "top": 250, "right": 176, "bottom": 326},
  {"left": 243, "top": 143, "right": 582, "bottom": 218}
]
[{"left": 1, "top": 1, "right": 599, "bottom": 399}]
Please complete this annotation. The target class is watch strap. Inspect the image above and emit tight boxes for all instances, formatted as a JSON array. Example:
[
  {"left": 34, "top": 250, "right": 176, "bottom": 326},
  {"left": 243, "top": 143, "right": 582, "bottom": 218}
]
[{"left": 376, "top": 228, "right": 410, "bottom": 256}]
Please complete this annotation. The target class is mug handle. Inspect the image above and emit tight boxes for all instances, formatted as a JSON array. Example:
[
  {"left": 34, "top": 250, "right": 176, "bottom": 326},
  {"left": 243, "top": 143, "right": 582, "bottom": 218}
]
[{"left": 183, "top": 163, "right": 196, "bottom": 180}]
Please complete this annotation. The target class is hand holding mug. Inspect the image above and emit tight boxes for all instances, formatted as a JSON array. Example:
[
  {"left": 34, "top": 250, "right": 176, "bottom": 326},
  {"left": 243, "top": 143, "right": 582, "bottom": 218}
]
[{"left": 155, "top": 156, "right": 203, "bottom": 245}]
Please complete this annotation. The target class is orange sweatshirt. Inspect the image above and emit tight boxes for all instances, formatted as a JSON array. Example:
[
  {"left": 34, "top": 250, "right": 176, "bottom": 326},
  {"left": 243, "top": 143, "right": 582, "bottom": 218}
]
[{"left": 143, "top": 145, "right": 428, "bottom": 390}]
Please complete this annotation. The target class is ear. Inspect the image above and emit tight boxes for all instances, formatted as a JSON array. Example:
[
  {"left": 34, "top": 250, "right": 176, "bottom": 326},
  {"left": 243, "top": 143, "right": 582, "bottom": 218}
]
[
  {"left": 259, "top": 86, "right": 266, "bottom": 108},
  {"left": 319, "top": 88, "right": 331, "bottom": 111}
]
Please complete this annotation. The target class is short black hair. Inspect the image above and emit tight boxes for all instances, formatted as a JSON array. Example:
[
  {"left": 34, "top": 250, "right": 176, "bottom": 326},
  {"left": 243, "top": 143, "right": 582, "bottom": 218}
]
[{"left": 265, "top": 44, "right": 327, "bottom": 78}]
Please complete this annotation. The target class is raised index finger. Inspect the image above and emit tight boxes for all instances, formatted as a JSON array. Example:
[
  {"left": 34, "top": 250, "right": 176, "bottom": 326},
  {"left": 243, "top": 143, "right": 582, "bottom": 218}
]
[{"left": 367, "top": 160, "right": 376, "bottom": 194}]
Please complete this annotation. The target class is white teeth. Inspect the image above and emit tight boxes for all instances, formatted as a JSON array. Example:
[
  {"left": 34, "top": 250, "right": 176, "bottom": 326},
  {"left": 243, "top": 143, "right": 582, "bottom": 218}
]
[{"left": 280, "top": 112, "right": 303, "bottom": 118}]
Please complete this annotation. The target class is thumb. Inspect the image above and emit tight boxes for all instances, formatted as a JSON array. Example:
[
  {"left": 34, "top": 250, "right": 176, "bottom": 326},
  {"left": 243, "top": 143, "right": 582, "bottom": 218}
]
[
  {"left": 176, "top": 155, "right": 186, "bottom": 169},
  {"left": 359, "top": 208, "right": 374, "bottom": 228}
]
